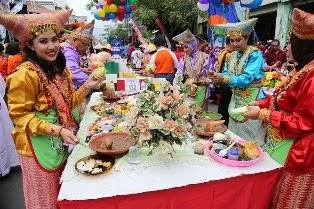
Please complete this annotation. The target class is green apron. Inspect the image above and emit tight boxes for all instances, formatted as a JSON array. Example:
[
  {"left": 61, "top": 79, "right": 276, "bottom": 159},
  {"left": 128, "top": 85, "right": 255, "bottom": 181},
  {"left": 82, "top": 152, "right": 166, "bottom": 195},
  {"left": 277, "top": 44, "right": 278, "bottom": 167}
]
[
  {"left": 30, "top": 109, "right": 80, "bottom": 171},
  {"left": 229, "top": 86, "right": 260, "bottom": 122},
  {"left": 194, "top": 86, "right": 206, "bottom": 109}
]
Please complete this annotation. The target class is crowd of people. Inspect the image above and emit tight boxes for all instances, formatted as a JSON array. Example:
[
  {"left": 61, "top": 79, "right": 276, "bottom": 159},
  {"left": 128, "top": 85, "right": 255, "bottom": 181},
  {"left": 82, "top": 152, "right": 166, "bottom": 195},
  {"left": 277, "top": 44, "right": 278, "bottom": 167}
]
[{"left": 0, "top": 7, "right": 313, "bottom": 209}]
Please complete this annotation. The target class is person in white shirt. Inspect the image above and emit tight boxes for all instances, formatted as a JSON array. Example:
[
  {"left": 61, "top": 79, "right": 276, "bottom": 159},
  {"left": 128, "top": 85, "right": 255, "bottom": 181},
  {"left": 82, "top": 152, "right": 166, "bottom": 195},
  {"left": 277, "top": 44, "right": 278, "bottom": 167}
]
[{"left": 130, "top": 42, "right": 144, "bottom": 71}]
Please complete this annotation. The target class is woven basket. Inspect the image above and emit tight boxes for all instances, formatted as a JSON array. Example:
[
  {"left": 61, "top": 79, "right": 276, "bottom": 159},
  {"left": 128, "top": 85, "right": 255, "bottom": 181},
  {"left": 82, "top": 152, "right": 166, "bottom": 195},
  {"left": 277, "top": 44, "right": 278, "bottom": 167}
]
[{"left": 89, "top": 132, "right": 134, "bottom": 158}]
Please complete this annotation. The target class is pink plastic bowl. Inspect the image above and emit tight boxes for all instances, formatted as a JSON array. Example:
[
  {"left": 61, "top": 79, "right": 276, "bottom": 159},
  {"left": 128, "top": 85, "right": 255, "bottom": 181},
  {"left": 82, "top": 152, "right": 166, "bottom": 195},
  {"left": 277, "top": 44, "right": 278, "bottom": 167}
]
[{"left": 206, "top": 138, "right": 264, "bottom": 167}]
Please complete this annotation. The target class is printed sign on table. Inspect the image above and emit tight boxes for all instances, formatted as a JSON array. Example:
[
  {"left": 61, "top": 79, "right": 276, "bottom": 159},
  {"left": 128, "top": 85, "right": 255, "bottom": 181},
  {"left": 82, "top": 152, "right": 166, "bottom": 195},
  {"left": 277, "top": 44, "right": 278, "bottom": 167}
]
[{"left": 125, "top": 79, "right": 140, "bottom": 94}]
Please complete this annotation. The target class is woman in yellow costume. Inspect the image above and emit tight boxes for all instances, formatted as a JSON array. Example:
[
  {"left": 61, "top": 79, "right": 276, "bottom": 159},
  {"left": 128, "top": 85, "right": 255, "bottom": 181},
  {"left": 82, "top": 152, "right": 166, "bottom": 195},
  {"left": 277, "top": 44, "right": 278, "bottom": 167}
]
[{"left": 1, "top": 10, "right": 103, "bottom": 209}]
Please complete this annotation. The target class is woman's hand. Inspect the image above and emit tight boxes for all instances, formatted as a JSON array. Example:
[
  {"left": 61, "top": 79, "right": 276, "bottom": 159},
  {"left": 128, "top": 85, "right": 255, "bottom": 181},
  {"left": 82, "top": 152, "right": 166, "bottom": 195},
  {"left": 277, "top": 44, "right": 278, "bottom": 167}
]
[
  {"left": 59, "top": 128, "right": 79, "bottom": 145},
  {"left": 85, "top": 74, "right": 105, "bottom": 89},
  {"left": 242, "top": 106, "right": 260, "bottom": 120},
  {"left": 208, "top": 72, "right": 224, "bottom": 83}
]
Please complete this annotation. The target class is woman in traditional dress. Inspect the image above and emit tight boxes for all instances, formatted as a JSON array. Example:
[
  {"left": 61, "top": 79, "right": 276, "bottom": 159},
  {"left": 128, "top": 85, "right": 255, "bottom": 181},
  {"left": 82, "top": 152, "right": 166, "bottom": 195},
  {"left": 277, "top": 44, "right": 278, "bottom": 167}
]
[
  {"left": 0, "top": 74, "right": 19, "bottom": 178},
  {"left": 1, "top": 10, "right": 103, "bottom": 209},
  {"left": 209, "top": 19, "right": 266, "bottom": 145},
  {"left": 243, "top": 8, "right": 314, "bottom": 209},
  {"left": 173, "top": 29, "right": 213, "bottom": 110}
]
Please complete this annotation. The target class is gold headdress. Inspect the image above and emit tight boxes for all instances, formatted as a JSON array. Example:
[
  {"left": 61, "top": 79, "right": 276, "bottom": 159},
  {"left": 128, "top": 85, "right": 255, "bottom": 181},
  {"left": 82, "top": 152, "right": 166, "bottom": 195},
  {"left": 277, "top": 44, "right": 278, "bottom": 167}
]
[
  {"left": 292, "top": 8, "right": 314, "bottom": 40},
  {"left": 0, "top": 9, "right": 72, "bottom": 44},
  {"left": 215, "top": 18, "right": 258, "bottom": 37},
  {"left": 172, "top": 29, "right": 195, "bottom": 44},
  {"left": 63, "top": 20, "right": 95, "bottom": 43}
]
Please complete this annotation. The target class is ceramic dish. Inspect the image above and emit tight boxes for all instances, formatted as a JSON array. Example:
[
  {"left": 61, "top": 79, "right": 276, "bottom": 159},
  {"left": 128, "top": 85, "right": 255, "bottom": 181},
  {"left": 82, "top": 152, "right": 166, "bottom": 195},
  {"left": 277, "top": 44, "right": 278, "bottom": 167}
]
[{"left": 75, "top": 154, "right": 115, "bottom": 175}]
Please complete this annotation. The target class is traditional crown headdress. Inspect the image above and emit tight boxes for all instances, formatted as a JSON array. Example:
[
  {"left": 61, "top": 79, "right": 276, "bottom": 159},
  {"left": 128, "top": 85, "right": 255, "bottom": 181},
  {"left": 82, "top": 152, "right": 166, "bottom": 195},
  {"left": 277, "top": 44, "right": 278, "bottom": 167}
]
[
  {"left": 215, "top": 18, "right": 258, "bottom": 37},
  {"left": 0, "top": 9, "right": 72, "bottom": 44},
  {"left": 172, "top": 29, "right": 196, "bottom": 44},
  {"left": 63, "top": 20, "right": 95, "bottom": 43},
  {"left": 292, "top": 8, "right": 314, "bottom": 40}
]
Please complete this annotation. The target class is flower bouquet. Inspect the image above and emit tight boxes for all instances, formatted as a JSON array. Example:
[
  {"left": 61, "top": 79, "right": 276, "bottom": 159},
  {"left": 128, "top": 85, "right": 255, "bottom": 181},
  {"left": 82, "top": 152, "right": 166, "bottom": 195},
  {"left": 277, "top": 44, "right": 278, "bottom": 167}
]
[
  {"left": 262, "top": 71, "right": 283, "bottom": 88},
  {"left": 124, "top": 79, "right": 196, "bottom": 156}
]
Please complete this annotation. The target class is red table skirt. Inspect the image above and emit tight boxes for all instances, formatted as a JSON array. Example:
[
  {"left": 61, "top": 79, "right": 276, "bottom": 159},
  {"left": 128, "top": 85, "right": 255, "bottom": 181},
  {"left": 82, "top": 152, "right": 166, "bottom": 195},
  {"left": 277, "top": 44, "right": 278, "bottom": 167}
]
[{"left": 58, "top": 169, "right": 281, "bottom": 209}]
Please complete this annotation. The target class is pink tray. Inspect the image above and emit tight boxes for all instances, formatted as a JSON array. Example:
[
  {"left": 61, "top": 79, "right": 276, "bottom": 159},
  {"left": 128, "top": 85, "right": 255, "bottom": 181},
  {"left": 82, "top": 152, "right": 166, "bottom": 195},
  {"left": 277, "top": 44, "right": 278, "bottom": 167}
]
[{"left": 205, "top": 138, "right": 264, "bottom": 167}]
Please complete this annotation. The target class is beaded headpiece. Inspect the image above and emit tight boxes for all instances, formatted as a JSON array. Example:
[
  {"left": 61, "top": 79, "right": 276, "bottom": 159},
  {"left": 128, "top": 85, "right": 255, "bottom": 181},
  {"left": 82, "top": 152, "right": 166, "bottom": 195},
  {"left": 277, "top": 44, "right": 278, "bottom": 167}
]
[
  {"left": 292, "top": 8, "right": 314, "bottom": 40},
  {"left": 63, "top": 20, "right": 95, "bottom": 43},
  {"left": 172, "top": 29, "right": 196, "bottom": 44},
  {"left": 0, "top": 9, "right": 72, "bottom": 44},
  {"left": 215, "top": 18, "right": 258, "bottom": 37}
]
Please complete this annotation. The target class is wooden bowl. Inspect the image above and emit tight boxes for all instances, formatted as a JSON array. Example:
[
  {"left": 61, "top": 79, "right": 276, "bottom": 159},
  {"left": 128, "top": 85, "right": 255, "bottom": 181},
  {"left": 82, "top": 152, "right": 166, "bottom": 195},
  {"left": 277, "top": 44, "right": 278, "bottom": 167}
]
[{"left": 89, "top": 132, "right": 134, "bottom": 158}]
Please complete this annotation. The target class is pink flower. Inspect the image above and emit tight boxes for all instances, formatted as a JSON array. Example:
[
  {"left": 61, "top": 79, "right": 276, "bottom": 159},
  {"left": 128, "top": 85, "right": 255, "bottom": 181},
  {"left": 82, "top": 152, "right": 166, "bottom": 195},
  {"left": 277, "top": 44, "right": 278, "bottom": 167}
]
[
  {"left": 174, "top": 126, "right": 186, "bottom": 137},
  {"left": 172, "top": 89, "right": 183, "bottom": 101},
  {"left": 136, "top": 117, "right": 149, "bottom": 133},
  {"left": 164, "top": 119, "right": 178, "bottom": 131},
  {"left": 129, "top": 106, "right": 139, "bottom": 116},
  {"left": 159, "top": 92, "right": 173, "bottom": 109},
  {"left": 140, "top": 130, "right": 152, "bottom": 142},
  {"left": 175, "top": 103, "right": 190, "bottom": 118}
]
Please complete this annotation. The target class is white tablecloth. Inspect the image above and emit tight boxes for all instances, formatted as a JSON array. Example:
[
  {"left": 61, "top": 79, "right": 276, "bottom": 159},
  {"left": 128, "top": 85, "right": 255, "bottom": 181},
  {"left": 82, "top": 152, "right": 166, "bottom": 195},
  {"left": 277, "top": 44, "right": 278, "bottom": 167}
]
[{"left": 58, "top": 92, "right": 281, "bottom": 201}]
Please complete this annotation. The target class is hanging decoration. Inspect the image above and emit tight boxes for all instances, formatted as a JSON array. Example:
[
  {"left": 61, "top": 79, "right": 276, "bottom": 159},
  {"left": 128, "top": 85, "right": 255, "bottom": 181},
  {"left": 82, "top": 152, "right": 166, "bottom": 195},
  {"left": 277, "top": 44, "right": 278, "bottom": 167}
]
[
  {"left": 93, "top": 0, "right": 138, "bottom": 22},
  {"left": 196, "top": 0, "right": 262, "bottom": 11}
]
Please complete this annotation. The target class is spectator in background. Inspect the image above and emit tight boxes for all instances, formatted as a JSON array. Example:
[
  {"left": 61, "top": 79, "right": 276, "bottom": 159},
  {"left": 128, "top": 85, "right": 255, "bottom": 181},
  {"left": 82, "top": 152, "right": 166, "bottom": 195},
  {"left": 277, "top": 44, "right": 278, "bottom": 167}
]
[
  {"left": 61, "top": 20, "right": 95, "bottom": 89},
  {"left": 215, "top": 36, "right": 234, "bottom": 126},
  {"left": 264, "top": 39, "right": 287, "bottom": 71},
  {"left": 256, "top": 41, "right": 266, "bottom": 54},
  {"left": 6, "top": 42, "right": 22, "bottom": 76},
  {"left": 130, "top": 42, "right": 144, "bottom": 71},
  {"left": 102, "top": 44, "right": 112, "bottom": 55},
  {"left": 127, "top": 42, "right": 134, "bottom": 58},
  {"left": 150, "top": 35, "right": 178, "bottom": 84},
  {"left": 0, "top": 43, "right": 8, "bottom": 80},
  {"left": 0, "top": 74, "right": 19, "bottom": 178},
  {"left": 174, "top": 43, "right": 184, "bottom": 60}
]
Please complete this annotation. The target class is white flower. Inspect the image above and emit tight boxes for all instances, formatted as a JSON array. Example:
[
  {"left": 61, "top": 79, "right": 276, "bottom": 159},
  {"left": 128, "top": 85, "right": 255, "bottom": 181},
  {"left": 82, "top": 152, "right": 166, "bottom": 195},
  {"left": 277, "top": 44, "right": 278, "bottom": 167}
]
[{"left": 148, "top": 114, "right": 164, "bottom": 130}]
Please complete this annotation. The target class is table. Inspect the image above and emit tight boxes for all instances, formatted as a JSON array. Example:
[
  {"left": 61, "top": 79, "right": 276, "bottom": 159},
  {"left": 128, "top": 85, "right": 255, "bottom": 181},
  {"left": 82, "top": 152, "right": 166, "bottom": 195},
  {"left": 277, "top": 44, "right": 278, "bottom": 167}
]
[{"left": 57, "top": 92, "right": 282, "bottom": 209}]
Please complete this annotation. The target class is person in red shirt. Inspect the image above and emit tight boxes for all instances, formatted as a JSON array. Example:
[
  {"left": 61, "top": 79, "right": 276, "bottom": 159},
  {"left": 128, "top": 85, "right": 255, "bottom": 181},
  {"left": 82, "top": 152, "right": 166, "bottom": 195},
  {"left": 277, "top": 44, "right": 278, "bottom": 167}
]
[{"left": 264, "top": 39, "right": 287, "bottom": 71}]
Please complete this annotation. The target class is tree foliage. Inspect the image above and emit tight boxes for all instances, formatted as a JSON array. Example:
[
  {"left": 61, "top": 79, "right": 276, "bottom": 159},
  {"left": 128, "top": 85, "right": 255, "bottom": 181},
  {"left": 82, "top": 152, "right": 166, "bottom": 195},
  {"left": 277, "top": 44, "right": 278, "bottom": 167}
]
[
  {"left": 134, "top": 0, "right": 199, "bottom": 37},
  {"left": 109, "top": 24, "right": 129, "bottom": 40}
]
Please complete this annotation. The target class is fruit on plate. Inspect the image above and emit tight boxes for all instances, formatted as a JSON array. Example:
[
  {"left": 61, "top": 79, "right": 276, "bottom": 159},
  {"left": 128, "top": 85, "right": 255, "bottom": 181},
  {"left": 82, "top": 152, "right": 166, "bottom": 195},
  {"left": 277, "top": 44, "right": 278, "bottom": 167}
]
[{"left": 231, "top": 106, "right": 249, "bottom": 114}]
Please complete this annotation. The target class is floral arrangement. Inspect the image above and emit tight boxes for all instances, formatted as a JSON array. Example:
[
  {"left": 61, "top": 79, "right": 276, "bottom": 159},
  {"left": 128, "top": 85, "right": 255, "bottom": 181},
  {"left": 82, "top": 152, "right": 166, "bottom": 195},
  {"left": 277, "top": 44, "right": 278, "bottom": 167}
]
[
  {"left": 124, "top": 79, "right": 196, "bottom": 156},
  {"left": 262, "top": 72, "right": 283, "bottom": 88}
]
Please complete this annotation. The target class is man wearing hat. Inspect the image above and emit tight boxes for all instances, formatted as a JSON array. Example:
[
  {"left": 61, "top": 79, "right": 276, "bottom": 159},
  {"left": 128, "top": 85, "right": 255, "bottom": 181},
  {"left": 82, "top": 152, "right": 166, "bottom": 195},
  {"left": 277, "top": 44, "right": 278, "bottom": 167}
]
[
  {"left": 62, "top": 20, "right": 95, "bottom": 89},
  {"left": 209, "top": 18, "right": 266, "bottom": 145}
]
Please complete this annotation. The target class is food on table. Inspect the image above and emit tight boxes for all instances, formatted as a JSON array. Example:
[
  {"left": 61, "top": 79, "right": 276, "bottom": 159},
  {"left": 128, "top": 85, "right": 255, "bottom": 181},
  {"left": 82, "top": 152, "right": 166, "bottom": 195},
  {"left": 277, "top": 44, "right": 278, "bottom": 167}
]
[
  {"left": 197, "top": 111, "right": 223, "bottom": 120},
  {"left": 102, "top": 87, "right": 116, "bottom": 98},
  {"left": 204, "top": 120, "right": 225, "bottom": 132},
  {"left": 193, "top": 142, "right": 204, "bottom": 155},
  {"left": 105, "top": 138, "right": 113, "bottom": 149},
  {"left": 213, "top": 133, "right": 226, "bottom": 141},
  {"left": 230, "top": 106, "right": 249, "bottom": 114},
  {"left": 76, "top": 158, "right": 112, "bottom": 174},
  {"left": 210, "top": 139, "right": 260, "bottom": 161},
  {"left": 242, "top": 141, "right": 260, "bottom": 159}
]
